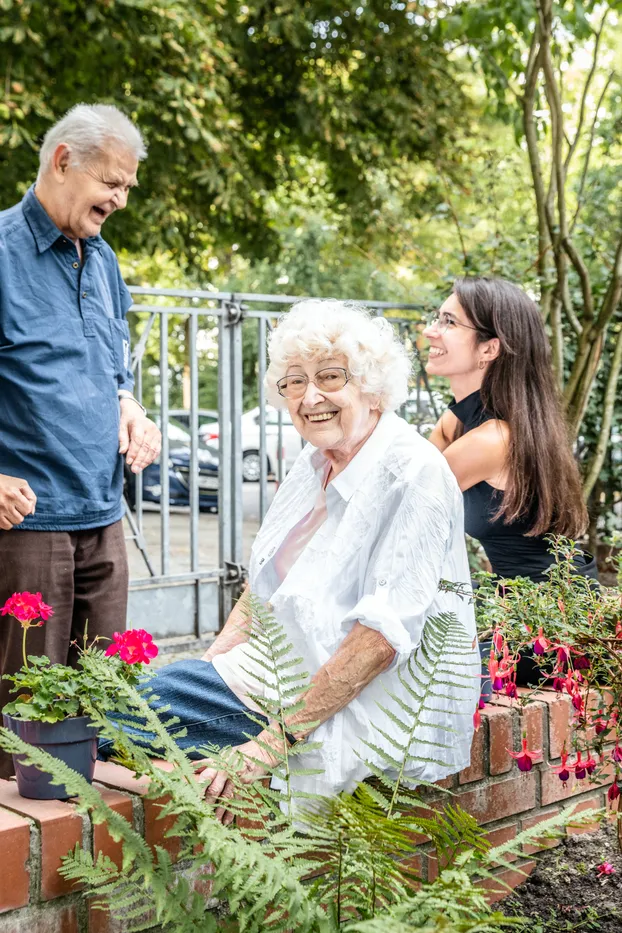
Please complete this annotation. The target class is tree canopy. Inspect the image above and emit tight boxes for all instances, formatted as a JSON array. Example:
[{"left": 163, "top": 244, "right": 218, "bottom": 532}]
[{"left": 0, "top": 0, "right": 470, "bottom": 264}]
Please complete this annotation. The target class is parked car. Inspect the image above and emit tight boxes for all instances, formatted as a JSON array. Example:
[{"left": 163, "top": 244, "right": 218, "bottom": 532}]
[
  {"left": 168, "top": 409, "right": 219, "bottom": 432},
  {"left": 201, "top": 405, "right": 304, "bottom": 482},
  {"left": 124, "top": 418, "right": 219, "bottom": 511}
]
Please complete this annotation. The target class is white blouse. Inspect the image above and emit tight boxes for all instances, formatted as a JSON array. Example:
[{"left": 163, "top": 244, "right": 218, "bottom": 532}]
[{"left": 214, "top": 411, "right": 479, "bottom": 802}]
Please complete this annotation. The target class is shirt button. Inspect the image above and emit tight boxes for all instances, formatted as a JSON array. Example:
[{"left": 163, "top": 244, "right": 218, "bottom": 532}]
[
  {"left": 259, "top": 558, "right": 265, "bottom": 565},
  {"left": 72, "top": 261, "right": 79, "bottom": 269},
  {"left": 378, "top": 578, "right": 387, "bottom": 586},
  {"left": 82, "top": 292, "right": 87, "bottom": 298}
]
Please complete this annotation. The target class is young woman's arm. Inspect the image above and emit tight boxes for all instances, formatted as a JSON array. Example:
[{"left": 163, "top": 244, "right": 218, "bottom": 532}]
[
  {"left": 427, "top": 410, "right": 460, "bottom": 452},
  {"left": 442, "top": 420, "right": 510, "bottom": 492}
]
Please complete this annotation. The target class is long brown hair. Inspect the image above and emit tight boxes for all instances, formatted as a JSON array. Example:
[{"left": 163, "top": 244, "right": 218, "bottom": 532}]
[{"left": 453, "top": 276, "right": 587, "bottom": 538}]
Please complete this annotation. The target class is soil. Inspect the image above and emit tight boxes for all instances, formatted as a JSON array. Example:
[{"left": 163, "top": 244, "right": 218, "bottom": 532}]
[{"left": 501, "top": 821, "right": 622, "bottom": 932}]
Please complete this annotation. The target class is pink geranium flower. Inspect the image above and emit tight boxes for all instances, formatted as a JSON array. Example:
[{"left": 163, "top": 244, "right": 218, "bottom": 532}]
[
  {"left": 2, "top": 591, "right": 54, "bottom": 627},
  {"left": 105, "top": 629, "right": 158, "bottom": 665}
]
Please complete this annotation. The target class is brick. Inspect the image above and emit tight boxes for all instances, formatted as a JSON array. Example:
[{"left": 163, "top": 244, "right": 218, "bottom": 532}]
[
  {"left": 485, "top": 823, "right": 519, "bottom": 864},
  {"left": 454, "top": 772, "right": 537, "bottom": 825},
  {"left": 0, "top": 903, "right": 79, "bottom": 932},
  {"left": 477, "top": 860, "right": 536, "bottom": 903},
  {"left": 486, "top": 706, "right": 514, "bottom": 776},
  {"left": 459, "top": 725, "right": 486, "bottom": 784},
  {"left": 92, "top": 786, "right": 134, "bottom": 871},
  {"left": 0, "top": 780, "right": 82, "bottom": 900},
  {"left": 541, "top": 760, "right": 614, "bottom": 807},
  {"left": 520, "top": 808, "right": 562, "bottom": 855},
  {"left": 93, "top": 762, "right": 182, "bottom": 860},
  {"left": 0, "top": 807, "right": 30, "bottom": 912},
  {"left": 144, "top": 795, "right": 182, "bottom": 861},
  {"left": 93, "top": 761, "right": 150, "bottom": 796},
  {"left": 530, "top": 691, "right": 572, "bottom": 759},
  {"left": 565, "top": 794, "right": 604, "bottom": 836},
  {"left": 519, "top": 702, "right": 544, "bottom": 765},
  {"left": 434, "top": 774, "right": 456, "bottom": 791},
  {"left": 427, "top": 825, "right": 517, "bottom": 883},
  {"left": 88, "top": 897, "right": 157, "bottom": 933}
]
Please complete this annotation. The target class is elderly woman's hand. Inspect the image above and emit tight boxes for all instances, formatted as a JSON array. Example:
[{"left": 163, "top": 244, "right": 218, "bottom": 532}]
[{"left": 194, "top": 733, "right": 280, "bottom": 825}]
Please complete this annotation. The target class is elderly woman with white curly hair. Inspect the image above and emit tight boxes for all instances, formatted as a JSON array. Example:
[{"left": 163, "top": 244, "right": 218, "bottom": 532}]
[{"left": 101, "top": 299, "right": 479, "bottom": 819}]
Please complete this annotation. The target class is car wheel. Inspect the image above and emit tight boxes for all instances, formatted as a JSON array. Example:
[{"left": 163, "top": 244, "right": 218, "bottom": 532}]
[{"left": 242, "top": 450, "right": 263, "bottom": 482}]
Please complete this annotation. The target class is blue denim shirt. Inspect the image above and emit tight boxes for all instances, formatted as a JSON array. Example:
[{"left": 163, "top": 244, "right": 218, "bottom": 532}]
[{"left": 0, "top": 186, "right": 134, "bottom": 530}]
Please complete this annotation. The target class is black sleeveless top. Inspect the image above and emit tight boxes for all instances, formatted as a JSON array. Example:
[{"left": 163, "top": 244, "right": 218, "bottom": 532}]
[{"left": 448, "top": 390, "right": 597, "bottom": 583}]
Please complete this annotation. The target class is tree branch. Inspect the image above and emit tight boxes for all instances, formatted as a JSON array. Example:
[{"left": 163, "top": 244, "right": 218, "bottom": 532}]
[
  {"left": 583, "top": 323, "right": 622, "bottom": 499},
  {"left": 570, "top": 72, "right": 615, "bottom": 234},
  {"left": 565, "top": 11, "right": 608, "bottom": 172}
]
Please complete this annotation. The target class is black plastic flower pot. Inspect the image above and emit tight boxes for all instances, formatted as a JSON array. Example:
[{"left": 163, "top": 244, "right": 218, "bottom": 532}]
[
  {"left": 2, "top": 713, "right": 97, "bottom": 800},
  {"left": 479, "top": 639, "right": 493, "bottom": 703}
]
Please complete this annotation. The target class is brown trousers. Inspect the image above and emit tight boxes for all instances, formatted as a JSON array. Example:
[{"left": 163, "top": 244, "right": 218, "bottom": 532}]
[{"left": 0, "top": 520, "right": 128, "bottom": 778}]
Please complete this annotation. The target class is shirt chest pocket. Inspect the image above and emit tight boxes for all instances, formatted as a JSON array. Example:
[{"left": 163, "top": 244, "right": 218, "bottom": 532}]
[{"left": 108, "top": 319, "right": 131, "bottom": 381}]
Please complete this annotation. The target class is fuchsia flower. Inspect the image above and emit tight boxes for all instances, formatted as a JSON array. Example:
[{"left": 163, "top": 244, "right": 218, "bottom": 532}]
[
  {"left": 508, "top": 735, "right": 541, "bottom": 773},
  {"left": 492, "top": 628, "right": 505, "bottom": 654},
  {"left": 105, "top": 629, "right": 158, "bottom": 665},
  {"left": 553, "top": 748, "right": 572, "bottom": 787},
  {"left": 608, "top": 777, "right": 620, "bottom": 806},
  {"left": 478, "top": 695, "right": 487, "bottom": 710},
  {"left": 585, "top": 751, "right": 597, "bottom": 775},
  {"left": 594, "top": 715, "right": 609, "bottom": 736},
  {"left": 505, "top": 681, "right": 518, "bottom": 699},
  {"left": 612, "top": 743, "right": 622, "bottom": 764},
  {"left": 572, "top": 750, "right": 587, "bottom": 780},
  {"left": 597, "top": 862, "right": 616, "bottom": 877},
  {"left": 2, "top": 592, "right": 54, "bottom": 627},
  {"left": 473, "top": 704, "right": 482, "bottom": 732},
  {"left": 532, "top": 627, "right": 549, "bottom": 655}
]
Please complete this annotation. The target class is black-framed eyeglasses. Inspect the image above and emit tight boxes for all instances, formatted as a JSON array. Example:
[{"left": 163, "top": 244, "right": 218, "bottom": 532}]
[
  {"left": 425, "top": 310, "right": 480, "bottom": 336},
  {"left": 276, "top": 367, "right": 350, "bottom": 399}
]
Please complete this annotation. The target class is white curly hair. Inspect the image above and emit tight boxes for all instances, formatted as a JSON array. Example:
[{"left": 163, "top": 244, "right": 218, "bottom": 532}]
[{"left": 265, "top": 299, "right": 412, "bottom": 412}]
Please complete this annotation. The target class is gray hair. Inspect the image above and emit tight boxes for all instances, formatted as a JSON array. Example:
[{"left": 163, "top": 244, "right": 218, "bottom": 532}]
[{"left": 38, "top": 103, "right": 147, "bottom": 176}]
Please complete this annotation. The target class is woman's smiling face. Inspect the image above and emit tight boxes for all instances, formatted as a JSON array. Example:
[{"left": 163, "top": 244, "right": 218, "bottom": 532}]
[
  {"left": 422, "top": 293, "right": 482, "bottom": 379},
  {"left": 283, "top": 354, "right": 379, "bottom": 454}
]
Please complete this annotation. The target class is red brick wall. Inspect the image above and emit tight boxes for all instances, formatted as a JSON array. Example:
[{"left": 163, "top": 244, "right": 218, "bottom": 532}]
[{"left": 0, "top": 688, "right": 611, "bottom": 930}]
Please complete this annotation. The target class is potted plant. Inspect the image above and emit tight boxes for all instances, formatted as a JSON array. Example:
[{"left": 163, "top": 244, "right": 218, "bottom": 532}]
[{"left": 1, "top": 591, "right": 158, "bottom": 800}]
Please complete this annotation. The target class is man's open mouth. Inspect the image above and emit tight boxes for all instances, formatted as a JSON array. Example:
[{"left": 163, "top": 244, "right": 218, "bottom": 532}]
[{"left": 92, "top": 206, "right": 107, "bottom": 218}]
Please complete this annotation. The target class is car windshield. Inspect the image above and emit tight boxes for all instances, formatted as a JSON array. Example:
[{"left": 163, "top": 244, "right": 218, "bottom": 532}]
[{"left": 168, "top": 418, "right": 218, "bottom": 457}]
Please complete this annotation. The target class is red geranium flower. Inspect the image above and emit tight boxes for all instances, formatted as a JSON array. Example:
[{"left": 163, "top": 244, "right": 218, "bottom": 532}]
[
  {"left": 2, "top": 591, "right": 54, "bottom": 627},
  {"left": 105, "top": 629, "right": 158, "bottom": 665}
]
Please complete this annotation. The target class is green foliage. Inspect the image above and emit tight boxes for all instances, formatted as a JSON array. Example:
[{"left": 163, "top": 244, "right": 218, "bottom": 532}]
[
  {"left": 0, "top": 594, "right": 602, "bottom": 931},
  {"left": 0, "top": 0, "right": 471, "bottom": 267},
  {"left": 1, "top": 647, "right": 146, "bottom": 724}
]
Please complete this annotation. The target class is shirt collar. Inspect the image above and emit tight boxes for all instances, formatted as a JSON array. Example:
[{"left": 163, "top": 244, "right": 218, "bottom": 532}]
[
  {"left": 22, "top": 185, "right": 105, "bottom": 254},
  {"left": 310, "top": 411, "right": 401, "bottom": 503}
]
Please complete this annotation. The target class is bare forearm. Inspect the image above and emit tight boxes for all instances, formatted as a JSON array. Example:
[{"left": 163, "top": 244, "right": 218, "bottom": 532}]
[
  {"left": 201, "top": 585, "right": 251, "bottom": 661},
  {"left": 262, "top": 622, "right": 395, "bottom": 748}
]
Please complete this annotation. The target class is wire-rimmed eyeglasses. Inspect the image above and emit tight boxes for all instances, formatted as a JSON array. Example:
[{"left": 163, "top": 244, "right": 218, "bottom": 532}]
[
  {"left": 276, "top": 367, "right": 350, "bottom": 399},
  {"left": 425, "top": 310, "right": 480, "bottom": 336}
]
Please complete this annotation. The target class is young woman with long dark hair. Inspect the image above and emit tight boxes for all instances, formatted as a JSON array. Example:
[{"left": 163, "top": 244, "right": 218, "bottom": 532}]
[{"left": 423, "top": 276, "right": 595, "bottom": 584}]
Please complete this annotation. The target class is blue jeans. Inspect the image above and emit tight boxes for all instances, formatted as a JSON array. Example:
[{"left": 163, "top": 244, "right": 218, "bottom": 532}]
[{"left": 98, "top": 659, "right": 267, "bottom": 760}]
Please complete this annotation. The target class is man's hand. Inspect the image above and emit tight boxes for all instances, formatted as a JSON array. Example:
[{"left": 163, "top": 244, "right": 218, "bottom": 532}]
[
  {"left": 194, "top": 735, "right": 280, "bottom": 825},
  {"left": 0, "top": 473, "right": 36, "bottom": 530},
  {"left": 118, "top": 399, "right": 162, "bottom": 474}
]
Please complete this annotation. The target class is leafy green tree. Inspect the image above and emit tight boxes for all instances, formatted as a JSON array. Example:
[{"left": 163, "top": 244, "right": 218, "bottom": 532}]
[
  {"left": 443, "top": 0, "right": 622, "bottom": 501},
  {"left": 0, "top": 0, "right": 471, "bottom": 265}
]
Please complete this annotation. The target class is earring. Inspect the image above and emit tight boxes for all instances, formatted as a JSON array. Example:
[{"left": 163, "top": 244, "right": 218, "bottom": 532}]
[{"left": 478, "top": 360, "right": 486, "bottom": 371}]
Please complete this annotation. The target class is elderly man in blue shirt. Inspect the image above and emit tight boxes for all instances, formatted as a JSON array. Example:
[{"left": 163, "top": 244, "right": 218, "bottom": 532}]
[{"left": 0, "top": 103, "right": 161, "bottom": 776}]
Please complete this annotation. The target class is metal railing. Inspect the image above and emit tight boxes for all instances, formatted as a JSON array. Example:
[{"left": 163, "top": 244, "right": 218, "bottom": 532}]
[{"left": 124, "top": 289, "right": 431, "bottom": 639}]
